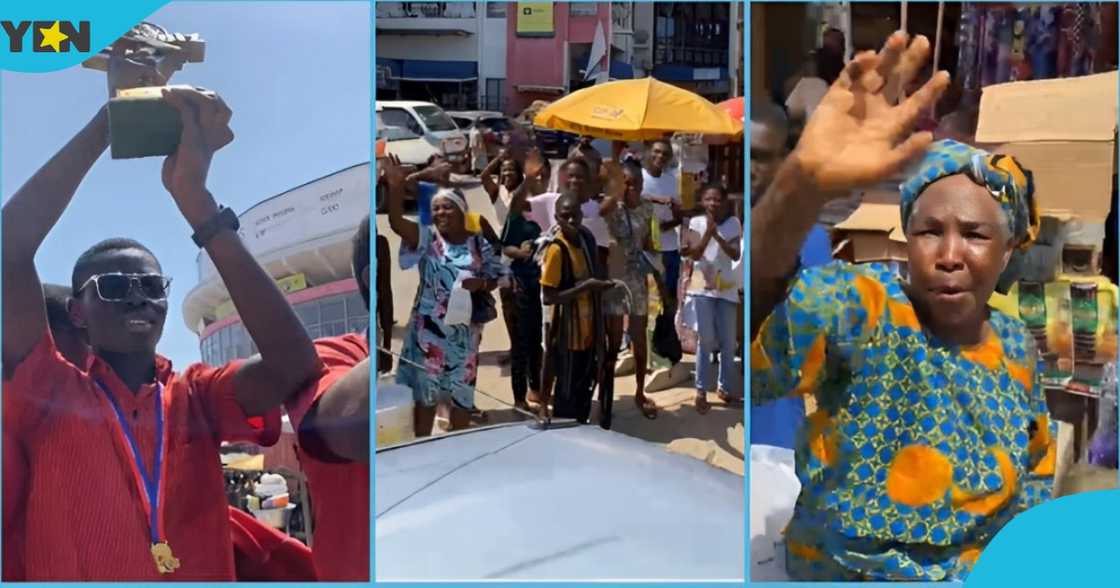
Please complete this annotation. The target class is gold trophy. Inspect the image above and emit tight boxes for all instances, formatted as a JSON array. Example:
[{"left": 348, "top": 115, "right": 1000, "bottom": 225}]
[
  {"left": 84, "top": 23, "right": 207, "bottom": 159},
  {"left": 82, "top": 22, "right": 205, "bottom": 76}
]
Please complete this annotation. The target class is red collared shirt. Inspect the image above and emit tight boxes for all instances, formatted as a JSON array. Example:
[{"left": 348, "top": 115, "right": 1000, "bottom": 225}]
[
  {"left": 284, "top": 333, "right": 369, "bottom": 581},
  {"left": 2, "top": 428, "right": 27, "bottom": 580},
  {"left": 2, "top": 332, "right": 281, "bottom": 581},
  {"left": 229, "top": 506, "right": 316, "bottom": 581}
]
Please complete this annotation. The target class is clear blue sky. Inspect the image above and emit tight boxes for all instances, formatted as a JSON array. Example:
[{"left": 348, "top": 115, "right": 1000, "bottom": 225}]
[{"left": 2, "top": 2, "right": 370, "bottom": 366}]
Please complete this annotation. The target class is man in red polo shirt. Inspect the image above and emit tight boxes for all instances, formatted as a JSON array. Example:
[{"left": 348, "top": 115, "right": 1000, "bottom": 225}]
[
  {"left": 283, "top": 215, "right": 371, "bottom": 580},
  {"left": 1, "top": 54, "right": 321, "bottom": 580}
]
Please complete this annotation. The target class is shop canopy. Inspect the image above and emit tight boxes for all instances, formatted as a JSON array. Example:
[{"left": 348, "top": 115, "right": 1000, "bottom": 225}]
[{"left": 376, "top": 57, "right": 478, "bottom": 83}]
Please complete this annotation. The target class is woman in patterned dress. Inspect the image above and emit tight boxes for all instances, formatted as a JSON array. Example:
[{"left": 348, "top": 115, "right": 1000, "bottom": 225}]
[
  {"left": 383, "top": 155, "right": 505, "bottom": 436},
  {"left": 596, "top": 160, "right": 664, "bottom": 421},
  {"left": 751, "top": 32, "right": 1057, "bottom": 581}
]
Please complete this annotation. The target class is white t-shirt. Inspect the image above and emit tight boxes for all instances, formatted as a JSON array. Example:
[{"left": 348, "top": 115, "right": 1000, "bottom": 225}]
[
  {"left": 527, "top": 192, "right": 611, "bottom": 249},
  {"left": 493, "top": 185, "right": 514, "bottom": 226},
  {"left": 785, "top": 76, "right": 829, "bottom": 120},
  {"left": 642, "top": 168, "right": 681, "bottom": 252},
  {"left": 683, "top": 215, "right": 742, "bottom": 303}
]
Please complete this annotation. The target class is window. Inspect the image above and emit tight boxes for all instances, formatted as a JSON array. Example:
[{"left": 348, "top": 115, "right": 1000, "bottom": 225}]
[
  {"left": 345, "top": 292, "right": 369, "bottom": 317},
  {"left": 321, "top": 298, "right": 345, "bottom": 323},
  {"left": 381, "top": 108, "right": 424, "bottom": 136},
  {"left": 377, "top": 110, "right": 420, "bottom": 140},
  {"left": 569, "top": 3, "right": 598, "bottom": 17},
  {"left": 348, "top": 316, "right": 369, "bottom": 335},
  {"left": 295, "top": 301, "right": 320, "bottom": 328},
  {"left": 485, "top": 78, "right": 504, "bottom": 111},
  {"left": 413, "top": 105, "right": 458, "bottom": 132},
  {"left": 486, "top": 2, "right": 507, "bottom": 18},
  {"left": 202, "top": 290, "right": 370, "bottom": 361}
]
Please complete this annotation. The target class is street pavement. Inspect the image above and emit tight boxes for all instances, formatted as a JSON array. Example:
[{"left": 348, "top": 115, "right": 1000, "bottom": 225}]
[{"left": 376, "top": 174, "right": 744, "bottom": 476}]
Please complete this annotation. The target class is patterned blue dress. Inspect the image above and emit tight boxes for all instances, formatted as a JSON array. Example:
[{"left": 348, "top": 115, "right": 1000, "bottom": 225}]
[
  {"left": 752, "top": 261, "right": 1056, "bottom": 581},
  {"left": 396, "top": 225, "right": 505, "bottom": 408}
]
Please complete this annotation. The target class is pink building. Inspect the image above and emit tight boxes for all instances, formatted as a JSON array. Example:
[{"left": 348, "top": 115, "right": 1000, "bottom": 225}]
[{"left": 505, "top": 2, "right": 626, "bottom": 115}]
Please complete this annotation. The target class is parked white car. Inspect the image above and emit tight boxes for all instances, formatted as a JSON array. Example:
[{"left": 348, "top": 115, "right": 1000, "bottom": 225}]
[{"left": 377, "top": 100, "right": 469, "bottom": 170}]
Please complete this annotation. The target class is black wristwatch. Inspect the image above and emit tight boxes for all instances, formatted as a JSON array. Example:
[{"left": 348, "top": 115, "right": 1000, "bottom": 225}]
[{"left": 191, "top": 206, "right": 240, "bottom": 248}]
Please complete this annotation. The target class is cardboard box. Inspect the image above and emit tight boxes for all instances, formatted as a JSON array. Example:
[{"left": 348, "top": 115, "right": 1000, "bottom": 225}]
[
  {"left": 975, "top": 71, "right": 1118, "bottom": 223},
  {"left": 830, "top": 188, "right": 907, "bottom": 264}
]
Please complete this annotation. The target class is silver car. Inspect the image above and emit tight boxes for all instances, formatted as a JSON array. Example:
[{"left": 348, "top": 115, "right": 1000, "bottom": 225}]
[{"left": 376, "top": 420, "right": 745, "bottom": 581}]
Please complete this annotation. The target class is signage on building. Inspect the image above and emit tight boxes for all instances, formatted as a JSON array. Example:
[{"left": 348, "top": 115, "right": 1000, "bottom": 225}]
[
  {"left": 277, "top": 273, "right": 309, "bottom": 294},
  {"left": 214, "top": 273, "right": 308, "bottom": 320},
  {"left": 516, "top": 3, "right": 554, "bottom": 37},
  {"left": 198, "top": 163, "right": 370, "bottom": 281}
]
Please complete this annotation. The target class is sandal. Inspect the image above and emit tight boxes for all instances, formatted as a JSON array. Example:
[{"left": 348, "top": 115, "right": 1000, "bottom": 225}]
[
  {"left": 695, "top": 392, "right": 711, "bottom": 415},
  {"left": 717, "top": 390, "right": 744, "bottom": 406},
  {"left": 634, "top": 395, "right": 658, "bottom": 420}
]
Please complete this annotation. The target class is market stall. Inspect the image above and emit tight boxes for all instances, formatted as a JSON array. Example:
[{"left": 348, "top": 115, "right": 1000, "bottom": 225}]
[{"left": 221, "top": 415, "right": 313, "bottom": 545}]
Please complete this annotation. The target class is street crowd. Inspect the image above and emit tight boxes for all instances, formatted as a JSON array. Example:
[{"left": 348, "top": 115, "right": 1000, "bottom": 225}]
[{"left": 377, "top": 130, "right": 745, "bottom": 436}]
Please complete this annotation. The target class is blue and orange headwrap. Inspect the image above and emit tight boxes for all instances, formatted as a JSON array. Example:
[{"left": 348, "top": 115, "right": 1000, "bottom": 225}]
[{"left": 899, "top": 140, "right": 1041, "bottom": 293}]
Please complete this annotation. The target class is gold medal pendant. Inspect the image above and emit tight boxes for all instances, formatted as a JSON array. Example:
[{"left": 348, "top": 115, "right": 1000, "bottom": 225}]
[{"left": 151, "top": 542, "right": 181, "bottom": 574}]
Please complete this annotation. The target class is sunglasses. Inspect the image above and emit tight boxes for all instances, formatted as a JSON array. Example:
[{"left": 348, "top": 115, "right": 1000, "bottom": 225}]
[{"left": 78, "top": 273, "right": 172, "bottom": 302}]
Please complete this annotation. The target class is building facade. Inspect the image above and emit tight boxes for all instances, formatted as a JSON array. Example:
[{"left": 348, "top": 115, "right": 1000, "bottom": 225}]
[
  {"left": 375, "top": 2, "right": 509, "bottom": 111},
  {"left": 630, "top": 1, "right": 740, "bottom": 101},
  {"left": 377, "top": 2, "right": 742, "bottom": 116},
  {"left": 184, "top": 163, "right": 370, "bottom": 366},
  {"left": 504, "top": 2, "right": 619, "bottom": 115}
]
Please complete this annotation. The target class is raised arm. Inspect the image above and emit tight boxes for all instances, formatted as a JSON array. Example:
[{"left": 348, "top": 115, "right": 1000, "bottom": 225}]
[
  {"left": 2, "top": 53, "right": 174, "bottom": 368},
  {"left": 384, "top": 154, "right": 419, "bottom": 250},
  {"left": 300, "top": 356, "right": 370, "bottom": 463},
  {"left": 751, "top": 32, "right": 948, "bottom": 338},
  {"left": 405, "top": 160, "right": 453, "bottom": 194},
  {"left": 479, "top": 153, "right": 505, "bottom": 202},
  {"left": 161, "top": 88, "right": 320, "bottom": 416}
]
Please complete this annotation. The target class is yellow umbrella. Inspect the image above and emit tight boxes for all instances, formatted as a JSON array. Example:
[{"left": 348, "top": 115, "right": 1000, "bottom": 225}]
[{"left": 533, "top": 77, "right": 742, "bottom": 141}]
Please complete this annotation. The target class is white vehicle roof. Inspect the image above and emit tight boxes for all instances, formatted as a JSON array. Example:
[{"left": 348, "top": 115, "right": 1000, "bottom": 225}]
[
  {"left": 378, "top": 100, "right": 444, "bottom": 110},
  {"left": 376, "top": 421, "right": 745, "bottom": 581}
]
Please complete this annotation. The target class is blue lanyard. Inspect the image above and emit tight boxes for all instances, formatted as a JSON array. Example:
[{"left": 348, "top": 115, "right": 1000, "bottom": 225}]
[{"left": 94, "top": 379, "right": 165, "bottom": 545}]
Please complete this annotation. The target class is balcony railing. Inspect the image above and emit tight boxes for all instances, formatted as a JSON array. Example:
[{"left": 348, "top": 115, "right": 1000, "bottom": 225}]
[{"left": 376, "top": 2, "right": 477, "bottom": 19}]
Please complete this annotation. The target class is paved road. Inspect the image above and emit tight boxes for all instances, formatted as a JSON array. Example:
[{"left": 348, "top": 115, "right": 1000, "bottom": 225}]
[{"left": 376, "top": 176, "right": 744, "bottom": 475}]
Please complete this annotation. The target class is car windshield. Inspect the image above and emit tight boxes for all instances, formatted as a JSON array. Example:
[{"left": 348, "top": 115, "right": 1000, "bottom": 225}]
[
  {"left": 414, "top": 105, "right": 458, "bottom": 132},
  {"left": 481, "top": 117, "right": 512, "bottom": 132},
  {"left": 378, "top": 109, "right": 421, "bottom": 140}
]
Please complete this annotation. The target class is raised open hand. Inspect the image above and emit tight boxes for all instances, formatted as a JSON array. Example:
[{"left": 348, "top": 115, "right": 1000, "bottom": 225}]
[
  {"left": 793, "top": 32, "right": 950, "bottom": 193},
  {"left": 381, "top": 153, "right": 406, "bottom": 189}
]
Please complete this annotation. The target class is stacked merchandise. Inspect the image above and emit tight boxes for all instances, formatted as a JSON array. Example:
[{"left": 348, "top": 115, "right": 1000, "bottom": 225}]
[
  {"left": 957, "top": 3, "right": 1105, "bottom": 96},
  {"left": 248, "top": 473, "right": 296, "bottom": 531},
  {"left": 975, "top": 71, "right": 1119, "bottom": 403}
]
